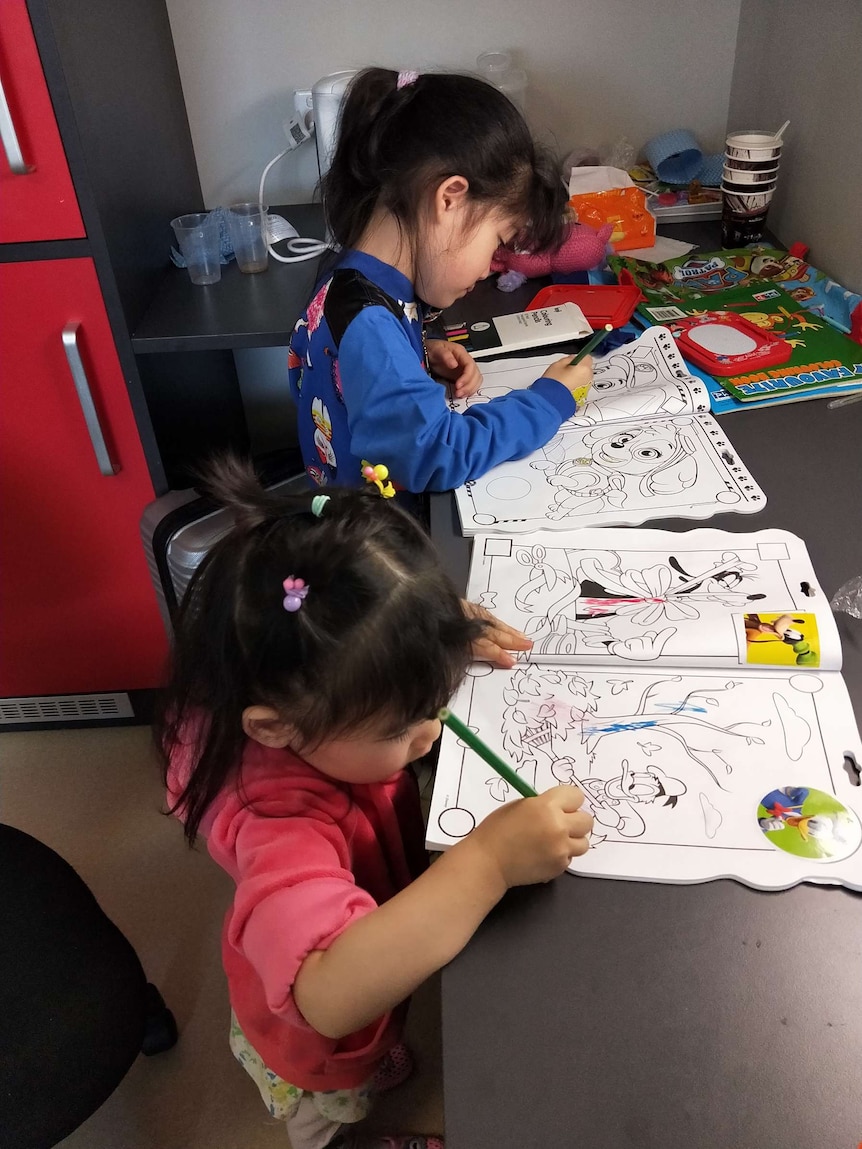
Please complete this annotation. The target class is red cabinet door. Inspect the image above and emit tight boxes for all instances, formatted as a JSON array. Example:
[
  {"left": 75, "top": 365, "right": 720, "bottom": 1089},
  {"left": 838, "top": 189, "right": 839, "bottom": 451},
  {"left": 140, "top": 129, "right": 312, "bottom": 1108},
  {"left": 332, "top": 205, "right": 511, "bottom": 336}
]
[
  {"left": 0, "top": 0, "right": 85, "bottom": 242},
  {"left": 0, "top": 258, "right": 167, "bottom": 695}
]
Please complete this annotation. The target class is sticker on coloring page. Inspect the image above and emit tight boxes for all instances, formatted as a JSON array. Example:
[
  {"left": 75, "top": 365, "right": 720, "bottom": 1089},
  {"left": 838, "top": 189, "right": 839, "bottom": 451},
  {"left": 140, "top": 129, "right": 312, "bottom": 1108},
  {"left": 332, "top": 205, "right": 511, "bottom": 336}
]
[{"left": 757, "top": 787, "right": 861, "bottom": 862}]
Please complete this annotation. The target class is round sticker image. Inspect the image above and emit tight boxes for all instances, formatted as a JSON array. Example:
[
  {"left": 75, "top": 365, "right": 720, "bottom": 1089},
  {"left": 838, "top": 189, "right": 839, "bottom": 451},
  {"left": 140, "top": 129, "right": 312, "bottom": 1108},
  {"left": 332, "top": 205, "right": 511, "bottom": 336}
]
[{"left": 757, "top": 786, "right": 861, "bottom": 863}]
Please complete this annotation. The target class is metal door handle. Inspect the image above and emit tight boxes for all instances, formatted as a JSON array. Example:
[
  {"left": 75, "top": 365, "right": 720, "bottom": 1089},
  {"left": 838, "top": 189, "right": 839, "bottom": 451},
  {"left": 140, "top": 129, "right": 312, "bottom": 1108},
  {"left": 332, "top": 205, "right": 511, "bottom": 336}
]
[
  {"left": 0, "top": 68, "right": 32, "bottom": 174},
  {"left": 62, "top": 323, "right": 119, "bottom": 476}
]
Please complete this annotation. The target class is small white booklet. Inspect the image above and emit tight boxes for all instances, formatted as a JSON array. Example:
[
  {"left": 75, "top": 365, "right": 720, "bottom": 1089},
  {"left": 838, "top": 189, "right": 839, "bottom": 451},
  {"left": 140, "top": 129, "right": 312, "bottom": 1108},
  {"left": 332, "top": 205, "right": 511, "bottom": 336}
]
[
  {"left": 428, "top": 527, "right": 862, "bottom": 891},
  {"left": 443, "top": 303, "right": 591, "bottom": 359},
  {"left": 451, "top": 327, "right": 766, "bottom": 533}
]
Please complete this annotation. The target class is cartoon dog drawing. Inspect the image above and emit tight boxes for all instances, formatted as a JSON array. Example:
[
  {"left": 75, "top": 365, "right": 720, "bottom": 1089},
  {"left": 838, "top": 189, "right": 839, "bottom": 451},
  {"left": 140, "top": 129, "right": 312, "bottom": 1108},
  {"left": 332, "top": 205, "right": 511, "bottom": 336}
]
[{"left": 536, "top": 423, "right": 698, "bottom": 520}]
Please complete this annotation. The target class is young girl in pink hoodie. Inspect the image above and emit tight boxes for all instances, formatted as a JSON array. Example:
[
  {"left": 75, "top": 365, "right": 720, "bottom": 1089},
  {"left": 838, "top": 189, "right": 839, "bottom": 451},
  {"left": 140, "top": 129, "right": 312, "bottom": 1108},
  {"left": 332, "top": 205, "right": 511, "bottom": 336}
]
[{"left": 157, "top": 458, "right": 591, "bottom": 1149}]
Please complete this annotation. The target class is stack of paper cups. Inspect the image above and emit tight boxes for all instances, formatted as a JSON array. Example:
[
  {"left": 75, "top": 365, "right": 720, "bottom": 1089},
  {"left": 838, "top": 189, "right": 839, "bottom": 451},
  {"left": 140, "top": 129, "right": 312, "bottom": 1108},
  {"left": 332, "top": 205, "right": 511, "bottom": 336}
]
[{"left": 721, "top": 130, "right": 783, "bottom": 246}]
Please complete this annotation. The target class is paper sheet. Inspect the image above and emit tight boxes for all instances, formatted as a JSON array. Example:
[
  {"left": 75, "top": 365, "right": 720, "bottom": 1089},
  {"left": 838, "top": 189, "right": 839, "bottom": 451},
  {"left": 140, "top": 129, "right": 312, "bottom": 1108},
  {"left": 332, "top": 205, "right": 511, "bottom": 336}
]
[{"left": 428, "top": 665, "right": 862, "bottom": 891}]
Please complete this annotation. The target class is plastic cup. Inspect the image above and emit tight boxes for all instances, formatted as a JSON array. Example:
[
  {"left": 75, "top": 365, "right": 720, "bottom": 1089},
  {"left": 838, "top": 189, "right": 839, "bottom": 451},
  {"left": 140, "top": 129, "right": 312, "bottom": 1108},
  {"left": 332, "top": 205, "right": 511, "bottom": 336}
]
[
  {"left": 227, "top": 203, "right": 269, "bottom": 274},
  {"left": 170, "top": 212, "right": 221, "bottom": 285},
  {"left": 721, "top": 184, "right": 774, "bottom": 247},
  {"left": 722, "top": 164, "right": 778, "bottom": 185},
  {"left": 724, "top": 155, "right": 781, "bottom": 172},
  {"left": 721, "top": 183, "right": 776, "bottom": 208},
  {"left": 725, "top": 133, "right": 782, "bottom": 162}
]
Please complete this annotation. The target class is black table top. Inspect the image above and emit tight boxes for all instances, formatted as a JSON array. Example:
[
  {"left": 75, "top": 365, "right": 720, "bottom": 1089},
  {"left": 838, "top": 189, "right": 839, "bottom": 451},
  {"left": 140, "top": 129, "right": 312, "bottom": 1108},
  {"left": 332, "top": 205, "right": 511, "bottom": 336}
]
[
  {"left": 131, "top": 203, "right": 326, "bottom": 353},
  {"left": 432, "top": 279, "right": 862, "bottom": 1148}
]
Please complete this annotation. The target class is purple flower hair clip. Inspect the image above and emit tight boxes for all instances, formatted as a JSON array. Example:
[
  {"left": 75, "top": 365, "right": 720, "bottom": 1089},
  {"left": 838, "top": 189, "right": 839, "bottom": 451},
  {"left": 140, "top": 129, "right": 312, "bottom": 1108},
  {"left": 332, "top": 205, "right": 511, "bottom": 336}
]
[
  {"left": 397, "top": 70, "right": 419, "bottom": 89},
  {"left": 282, "top": 576, "right": 309, "bottom": 613}
]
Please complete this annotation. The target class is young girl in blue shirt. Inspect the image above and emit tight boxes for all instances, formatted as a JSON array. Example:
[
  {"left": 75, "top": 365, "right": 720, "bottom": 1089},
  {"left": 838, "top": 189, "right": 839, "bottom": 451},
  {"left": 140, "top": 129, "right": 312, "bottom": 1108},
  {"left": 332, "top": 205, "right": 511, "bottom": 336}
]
[{"left": 289, "top": 67, "right": 593, "bottom": 493}]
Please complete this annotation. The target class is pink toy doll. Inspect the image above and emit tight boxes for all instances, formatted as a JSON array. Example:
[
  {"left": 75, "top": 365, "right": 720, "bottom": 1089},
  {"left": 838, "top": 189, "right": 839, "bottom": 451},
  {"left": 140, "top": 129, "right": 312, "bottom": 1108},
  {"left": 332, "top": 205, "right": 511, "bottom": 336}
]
[{"left": 491, "top": 220, "right": 613, "bottom": 291}]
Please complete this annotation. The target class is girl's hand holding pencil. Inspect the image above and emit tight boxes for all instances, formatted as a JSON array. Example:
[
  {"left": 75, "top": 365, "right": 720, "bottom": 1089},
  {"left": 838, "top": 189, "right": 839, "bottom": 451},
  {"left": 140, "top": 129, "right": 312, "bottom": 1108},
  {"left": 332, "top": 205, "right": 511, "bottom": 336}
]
[
  {"left": 467, "top": 786, "right": 594, "bottom": 886},
  {"left": 542, "top": 352, "right": 594, "bottom": 403},
  {"left": 541, "top": 323, "right": 613, "bottom": 407},
  {"left": 439, "top": 708, "right": 593, "bottom": 884}
]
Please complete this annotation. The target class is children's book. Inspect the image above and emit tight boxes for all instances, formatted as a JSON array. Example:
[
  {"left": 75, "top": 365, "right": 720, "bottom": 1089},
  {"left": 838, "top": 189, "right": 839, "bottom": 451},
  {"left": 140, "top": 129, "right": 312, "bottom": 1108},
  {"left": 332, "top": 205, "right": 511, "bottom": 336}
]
[
  {"left": 427, "top": 527, "right": 862, "bottom": 891},
  {"left": 442, "top": 303, "right": 591, "bottom": 359},
  {"left": 451, "top": 327, "right": 766, "bottom": 534},
  {"left": 610, "top": 245, "right": 862, "bottom": 340},
  {"left": 635, "top": 285, "right": 862, "bottom": 404}
]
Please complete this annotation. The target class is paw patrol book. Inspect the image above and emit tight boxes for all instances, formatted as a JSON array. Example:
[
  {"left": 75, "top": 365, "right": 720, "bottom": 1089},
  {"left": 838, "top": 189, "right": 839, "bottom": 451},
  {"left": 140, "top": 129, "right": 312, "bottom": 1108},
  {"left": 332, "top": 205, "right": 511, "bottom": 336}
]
[
  {"left": 636, "top": 285, "right": 862, "bottom": 405},
  {"left": 450, "top": 327, "right": 765, "bottom": 534}
]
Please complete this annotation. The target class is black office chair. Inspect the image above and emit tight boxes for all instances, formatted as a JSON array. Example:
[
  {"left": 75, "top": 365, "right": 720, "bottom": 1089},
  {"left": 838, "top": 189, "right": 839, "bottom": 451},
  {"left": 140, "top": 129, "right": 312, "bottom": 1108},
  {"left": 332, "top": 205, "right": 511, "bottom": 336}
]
[{"left": 0, "top": 823, "right": 178, "bottom": 1149}]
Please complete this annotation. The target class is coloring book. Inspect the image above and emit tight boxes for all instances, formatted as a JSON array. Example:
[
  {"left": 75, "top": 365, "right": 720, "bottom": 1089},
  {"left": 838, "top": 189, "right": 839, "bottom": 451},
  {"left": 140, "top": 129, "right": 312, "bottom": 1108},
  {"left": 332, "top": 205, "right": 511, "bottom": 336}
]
[
  {"left": 637, "top": 285, "right": 862, "bottom": 405},
  {"left": 451, "top": 327, "right": 765, "bottom": 534},
  {"left": 609, "top": 245, "right": 862, "bottom": 340},
  {"left": 427, "top": 528, "right": 862, "bottom": 890}
]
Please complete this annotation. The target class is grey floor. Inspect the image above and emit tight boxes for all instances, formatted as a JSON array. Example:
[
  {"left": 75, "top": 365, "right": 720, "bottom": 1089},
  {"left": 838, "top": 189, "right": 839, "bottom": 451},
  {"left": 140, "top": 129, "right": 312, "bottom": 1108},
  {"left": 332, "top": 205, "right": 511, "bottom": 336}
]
[{"left": 2, "top": 725, "right": 445, "bottom": 1148}]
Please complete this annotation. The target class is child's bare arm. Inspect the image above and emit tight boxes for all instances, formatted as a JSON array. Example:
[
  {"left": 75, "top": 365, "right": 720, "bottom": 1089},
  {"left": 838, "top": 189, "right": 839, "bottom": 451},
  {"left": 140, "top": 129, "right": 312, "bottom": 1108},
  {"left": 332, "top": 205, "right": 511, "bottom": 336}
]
[{"left": 293, "top": 786, "right": 592, "bottom": 1039}]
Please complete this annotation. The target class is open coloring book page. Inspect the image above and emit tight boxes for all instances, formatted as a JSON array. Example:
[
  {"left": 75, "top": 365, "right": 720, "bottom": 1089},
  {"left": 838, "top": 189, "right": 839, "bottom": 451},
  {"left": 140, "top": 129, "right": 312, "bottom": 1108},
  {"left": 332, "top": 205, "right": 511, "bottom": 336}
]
[
  {"left": 428, "top": 664, "right": 862, "bottom": 891},
  {"left": 451, "top": 329, "right": 765, "bottom": 534},
  {"left": 466, "top": 528, "right": 843, "bottom": 671},
  {"left": 448, "top": 326, "right": 711, "bottom": 427}
]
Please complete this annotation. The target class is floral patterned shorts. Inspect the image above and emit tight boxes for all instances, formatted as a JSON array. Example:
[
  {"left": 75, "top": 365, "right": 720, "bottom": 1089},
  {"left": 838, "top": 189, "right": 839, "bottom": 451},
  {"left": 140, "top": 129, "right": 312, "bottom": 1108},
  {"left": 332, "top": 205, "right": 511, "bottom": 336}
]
[{"left": 229, "top": 1012, "right": 374, "bottom": 1125}]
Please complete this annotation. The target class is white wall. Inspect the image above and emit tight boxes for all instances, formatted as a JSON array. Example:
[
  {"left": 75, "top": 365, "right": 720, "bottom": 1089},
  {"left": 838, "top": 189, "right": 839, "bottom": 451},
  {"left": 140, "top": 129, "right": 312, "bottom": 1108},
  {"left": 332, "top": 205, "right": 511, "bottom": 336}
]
[
  {"left": 728, "top": 0, "right": 862, "bottom": 293},
  {"left": 166, "top": 0, "right": 742, "bottom": 208}
]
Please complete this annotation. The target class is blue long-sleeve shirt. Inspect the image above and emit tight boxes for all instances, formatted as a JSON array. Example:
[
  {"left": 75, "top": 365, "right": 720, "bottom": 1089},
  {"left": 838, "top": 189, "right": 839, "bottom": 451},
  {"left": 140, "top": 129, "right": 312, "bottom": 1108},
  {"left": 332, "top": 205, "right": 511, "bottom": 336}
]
[{"left": 288, "top": 251, "right": 575, "bottom": 493}]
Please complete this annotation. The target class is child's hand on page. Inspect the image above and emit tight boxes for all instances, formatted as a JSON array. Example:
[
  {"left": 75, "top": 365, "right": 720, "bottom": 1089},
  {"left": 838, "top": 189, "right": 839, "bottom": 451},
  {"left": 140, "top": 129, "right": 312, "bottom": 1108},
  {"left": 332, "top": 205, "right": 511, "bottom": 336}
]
[
  {"left": 469, "top": 785, "right": 593, "bottom": 887},
  {"left": 462, "top": 600, "right": 532, "bottom": 668},
  {"left": 426, "top": 339, "right": 483, "bottom": 398},
  {"left": 542, "top": 353, "right": 593, "bottom": 398}
]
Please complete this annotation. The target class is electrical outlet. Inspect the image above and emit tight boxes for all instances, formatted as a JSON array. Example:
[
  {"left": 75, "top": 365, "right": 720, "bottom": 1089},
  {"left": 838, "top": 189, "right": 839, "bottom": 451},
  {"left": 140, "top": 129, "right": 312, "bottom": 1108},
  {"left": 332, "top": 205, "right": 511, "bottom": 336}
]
[{"left": 293, "top": 89, "right": 313, "bottom": 128}]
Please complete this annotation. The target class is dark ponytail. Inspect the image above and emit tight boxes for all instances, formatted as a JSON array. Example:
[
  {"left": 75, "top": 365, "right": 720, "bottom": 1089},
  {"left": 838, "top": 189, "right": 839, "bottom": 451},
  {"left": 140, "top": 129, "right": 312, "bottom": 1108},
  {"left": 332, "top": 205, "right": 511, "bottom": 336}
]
[
  {"left": 155, "top": 456, "right": 485, "bottom": 844},
  {"left": 321, "top": 67, "right": 567, "bottom": 254}
]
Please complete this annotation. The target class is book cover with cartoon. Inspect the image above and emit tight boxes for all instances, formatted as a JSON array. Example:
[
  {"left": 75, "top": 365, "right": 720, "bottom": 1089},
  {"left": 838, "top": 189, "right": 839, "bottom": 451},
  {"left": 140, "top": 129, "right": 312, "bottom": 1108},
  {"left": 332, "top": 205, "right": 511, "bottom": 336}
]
[{"left": 637, "top": 285, "right": 862, "bottom": 403}]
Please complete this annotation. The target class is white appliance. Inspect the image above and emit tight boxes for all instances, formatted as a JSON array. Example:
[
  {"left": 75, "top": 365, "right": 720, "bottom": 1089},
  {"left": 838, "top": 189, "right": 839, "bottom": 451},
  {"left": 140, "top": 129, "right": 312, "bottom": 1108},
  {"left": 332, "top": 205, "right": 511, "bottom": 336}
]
[{"left": 311, "top": 71, "right": 357, "bottom": 177}]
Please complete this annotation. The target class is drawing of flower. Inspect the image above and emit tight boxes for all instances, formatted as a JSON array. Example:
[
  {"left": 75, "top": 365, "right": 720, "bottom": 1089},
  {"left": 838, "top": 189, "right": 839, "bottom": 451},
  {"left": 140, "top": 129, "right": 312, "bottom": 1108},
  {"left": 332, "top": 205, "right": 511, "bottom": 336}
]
[{"left": 594, "top": 564, "right": 701, "bottom": 625}]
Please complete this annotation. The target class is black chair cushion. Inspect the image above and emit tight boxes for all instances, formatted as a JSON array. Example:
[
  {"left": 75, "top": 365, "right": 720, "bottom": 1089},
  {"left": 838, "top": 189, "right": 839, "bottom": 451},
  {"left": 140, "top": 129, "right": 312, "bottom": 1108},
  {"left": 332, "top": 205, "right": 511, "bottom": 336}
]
[{"left": 0, "top": 823, "right": 148, "bottom": 1149}]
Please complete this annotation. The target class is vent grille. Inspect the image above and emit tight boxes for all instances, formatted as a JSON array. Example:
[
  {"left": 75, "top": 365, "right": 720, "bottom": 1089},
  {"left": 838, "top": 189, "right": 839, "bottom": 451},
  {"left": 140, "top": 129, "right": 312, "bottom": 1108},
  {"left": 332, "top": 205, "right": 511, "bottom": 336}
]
[{"left": 0, "top": 693, "right": 134, "bottom": 724}]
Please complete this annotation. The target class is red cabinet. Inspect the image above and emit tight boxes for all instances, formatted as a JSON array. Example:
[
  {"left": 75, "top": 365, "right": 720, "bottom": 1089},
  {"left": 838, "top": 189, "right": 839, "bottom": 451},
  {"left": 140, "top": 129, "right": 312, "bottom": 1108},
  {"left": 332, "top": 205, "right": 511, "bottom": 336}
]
[
  {"left": 0, "top": 0, "right": 84, "bottom": 242},
  {"left": 0, "top": 258, "right": 168, "bottom": 695},
  {"left": 1, "top": 0, "right": 174, "bottom": 704}
]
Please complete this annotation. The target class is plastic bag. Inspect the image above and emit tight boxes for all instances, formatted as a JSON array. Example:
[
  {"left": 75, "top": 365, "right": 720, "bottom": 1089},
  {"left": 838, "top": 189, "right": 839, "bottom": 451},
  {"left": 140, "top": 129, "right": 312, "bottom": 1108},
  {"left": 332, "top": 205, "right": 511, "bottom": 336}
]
[{"left": 830, "top": 576, "right": 862, "bottom": 620}]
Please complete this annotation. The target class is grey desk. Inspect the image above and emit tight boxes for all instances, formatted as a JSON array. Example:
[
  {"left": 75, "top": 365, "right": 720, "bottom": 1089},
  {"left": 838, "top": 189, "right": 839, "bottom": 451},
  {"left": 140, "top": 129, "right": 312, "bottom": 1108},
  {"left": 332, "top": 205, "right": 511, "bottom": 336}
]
[{"left": 432, "top": 285, "right": 862, "bottom": 1148}]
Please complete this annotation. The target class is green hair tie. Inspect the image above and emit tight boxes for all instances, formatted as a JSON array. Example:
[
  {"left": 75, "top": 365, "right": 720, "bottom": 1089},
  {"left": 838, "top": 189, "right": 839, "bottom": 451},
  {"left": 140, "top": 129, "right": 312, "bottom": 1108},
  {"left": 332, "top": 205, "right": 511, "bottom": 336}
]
[{"left": 311, "top": 494, "right": 331, "bottom": 518}]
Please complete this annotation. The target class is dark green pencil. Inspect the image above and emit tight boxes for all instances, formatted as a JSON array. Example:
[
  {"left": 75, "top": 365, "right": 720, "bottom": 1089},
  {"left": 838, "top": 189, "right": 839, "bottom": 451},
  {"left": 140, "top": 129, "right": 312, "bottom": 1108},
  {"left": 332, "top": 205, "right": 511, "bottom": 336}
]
[
  {"left": 438, "top": 707, "right": 538, "bottom": 798},
  {"left": 570, "top": 322, "right": 614, "bottom": 366}
]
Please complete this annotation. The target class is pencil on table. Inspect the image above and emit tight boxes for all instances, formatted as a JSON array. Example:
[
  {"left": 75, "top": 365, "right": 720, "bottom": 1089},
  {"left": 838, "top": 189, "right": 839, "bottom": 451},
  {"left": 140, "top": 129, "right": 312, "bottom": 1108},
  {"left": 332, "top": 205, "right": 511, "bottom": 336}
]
[{"left": 438, "top": 707, "right": 538, "bottom": 798}]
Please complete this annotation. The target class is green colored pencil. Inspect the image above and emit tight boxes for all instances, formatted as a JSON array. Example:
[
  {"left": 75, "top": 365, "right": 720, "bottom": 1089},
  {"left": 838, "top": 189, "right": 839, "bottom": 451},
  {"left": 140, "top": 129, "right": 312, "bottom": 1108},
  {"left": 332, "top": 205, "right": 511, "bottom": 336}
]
[
  {"left": 438, "top": 707, "right": 538, "bottom": 798},
  {"left": 570, "top": 322, "right": 614, "bottom": 366}
]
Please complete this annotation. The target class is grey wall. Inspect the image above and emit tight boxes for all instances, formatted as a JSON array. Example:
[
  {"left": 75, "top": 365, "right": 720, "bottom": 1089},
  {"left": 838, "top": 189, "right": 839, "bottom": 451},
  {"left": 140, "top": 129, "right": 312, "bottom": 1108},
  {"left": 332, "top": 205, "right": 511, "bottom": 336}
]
[
  {"left": 164, "top": 0, "right": 861, "bottom": 453},
  {"left": 165, "top": 0, "right": 742, "bottom": 207},
  {"left": 729, "top": 0, "right": 862, "bottom": 292}
]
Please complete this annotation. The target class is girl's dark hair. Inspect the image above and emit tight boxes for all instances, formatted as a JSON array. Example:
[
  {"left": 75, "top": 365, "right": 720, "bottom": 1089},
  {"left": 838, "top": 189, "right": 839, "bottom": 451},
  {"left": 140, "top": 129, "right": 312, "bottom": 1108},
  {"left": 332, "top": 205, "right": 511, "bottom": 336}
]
[
  {"left": 155, "top": 456, "right": 484, "bottom": 844},
  {"left": 322, "top": 67, "right": 567, "bottom": 255}
]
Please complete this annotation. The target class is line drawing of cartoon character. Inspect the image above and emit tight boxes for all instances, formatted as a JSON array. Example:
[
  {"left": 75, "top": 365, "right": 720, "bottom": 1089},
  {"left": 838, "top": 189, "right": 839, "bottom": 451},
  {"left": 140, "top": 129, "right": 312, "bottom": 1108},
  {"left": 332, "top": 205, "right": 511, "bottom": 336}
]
[
  {"left": 498, "top": 669, "right": 766, "bottom": 799},
  {"left": 534, "top": 423, "right": 698, "bottom": 520},
  {"left": 509, "top": 546, "right": 765, "bottom": 662},
  {"left": 579, "top": 353, "right": 688, "bottom": 423},
  {"left": 549, "top": 756, "right": 687, "bottom": 838},
  {"left": 311, "top": 397, "right": 337, "bottom": 472}
]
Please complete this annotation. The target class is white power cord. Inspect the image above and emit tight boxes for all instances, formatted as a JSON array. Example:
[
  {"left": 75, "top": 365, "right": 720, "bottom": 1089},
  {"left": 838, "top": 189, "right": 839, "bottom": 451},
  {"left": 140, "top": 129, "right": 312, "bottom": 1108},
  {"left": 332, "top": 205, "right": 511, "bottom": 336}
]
[{"left": 258, "top": 119, "right": 332, "bottom": 263}]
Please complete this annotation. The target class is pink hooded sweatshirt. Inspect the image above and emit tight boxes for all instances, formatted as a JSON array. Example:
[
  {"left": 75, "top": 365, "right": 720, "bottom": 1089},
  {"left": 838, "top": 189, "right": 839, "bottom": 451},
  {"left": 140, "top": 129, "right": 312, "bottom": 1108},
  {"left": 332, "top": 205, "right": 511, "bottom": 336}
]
[{"left": 168, "top": 735, "right": 428, "bottom": 1091}]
